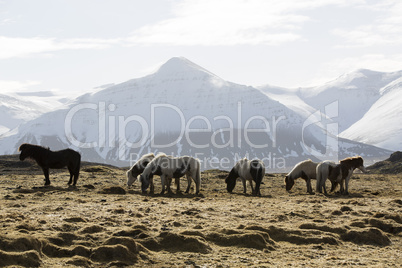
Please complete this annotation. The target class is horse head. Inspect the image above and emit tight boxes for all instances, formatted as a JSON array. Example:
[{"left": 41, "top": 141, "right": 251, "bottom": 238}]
[
  {"left": 225, "top": 168, "right": 237, "bottom": 193},
  {"left": 226, "top": 178, "right": 236, "bottom": 193},
  {"left": 284, "top": 175, "right": 294, "bottom": 191},
  {"left": 126, "top": 168, "right": 138, "bottom": 187},
  {"left": 341, "top": 156, "right": 366, "bottom": 173},
  {"left": 139, "top": 174, "right": 150, "bottom": 193},
  {"left": 18, "top": 143, "right": 31, "bottom": 161},
  {"left": 355, "top": 157, "right": 367, "bottom": 173}
]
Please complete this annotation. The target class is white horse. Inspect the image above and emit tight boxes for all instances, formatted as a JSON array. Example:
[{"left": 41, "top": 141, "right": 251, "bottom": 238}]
[
  {"left": 126, "top": 153, "right": 156, "bottom": 191},
  {"left": 285, "top": 159, "right": 318, "bottom": 194},
  {"left": 316, "top": 156, "right": 366, "bottom": 195},
  {"left": 225, "top": 158, "right": 265, "bottom": 196},
  {"left": 316, "top": 160, "right": 340, "bottom": 195},
  {"left": 139, "top": 155, "right": 201, "bottom": 195}
]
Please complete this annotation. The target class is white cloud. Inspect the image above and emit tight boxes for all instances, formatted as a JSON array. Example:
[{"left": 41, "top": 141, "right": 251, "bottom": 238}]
[
  {"left": 333, "top": 1, "right": 402, "bottom": 47},
  {"left": 0, "top": 36, "right": 117, "bottom": 59},
  {"left": 128, "top": 0, "right": 364, "bottom": 46},
  {"left": 0, "top": 80, "right": 41, "bottom": 93}
]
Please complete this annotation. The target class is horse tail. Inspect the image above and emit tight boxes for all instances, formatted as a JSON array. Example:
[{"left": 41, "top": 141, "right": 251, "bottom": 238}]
[
  {"left": 250, "top": 160, "right": 264, "bottom": 195},
  {"left": 194, "top": 159, "right": 201, "bottom": 194},
  {"left": 76, "top": 153, "right": 81, "bottom": 176},
  {"left": 255, "top": 163, "right": 264, "bottom": 195},
  {"left": 316, "top": 163, "right": 322, "bottom": 193}
]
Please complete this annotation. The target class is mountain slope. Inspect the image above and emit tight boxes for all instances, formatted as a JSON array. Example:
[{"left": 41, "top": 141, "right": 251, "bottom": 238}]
[
  {"left": 298, "top": 69, "right": 402, "bottom": 132},
  {"left": 0, "top": 92, "right": 65, "bottom": 134},
  {"left": 0, "top": 58, "right": 392, "bottom": 170},
  {"left": 340, "top": 77, "right": 402, "bottom": 151},
  {"left": 260, "top": 69, "right": 402, "bottom": 152}
]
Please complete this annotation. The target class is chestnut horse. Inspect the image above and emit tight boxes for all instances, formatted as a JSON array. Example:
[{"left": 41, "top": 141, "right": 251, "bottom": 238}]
[{"left": 316, "top": 156, "right": 366, "bottom": 195}]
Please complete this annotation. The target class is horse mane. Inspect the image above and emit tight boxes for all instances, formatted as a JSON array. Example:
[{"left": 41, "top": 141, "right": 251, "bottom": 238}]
[
  {"left": 340, "top": 156, "right": 364, "bottom": 171},
  {"left": 140, "top": 152, "right": 155, "bottom": 159},
  {"left": 132, "top": 153, "right": 155, "bottom": 166},
  {"left": 287, "top": 159, "right": 314, "bottom": 176},
  {"left": 129, "top": 153, "right": 155, "bottom": 170},
  {"left": 142, "top": 153, "right": 166, "bottom": 174},
  {"left": 19, "top": 143, "right": 50, "bottom": 152},
  {"left": 340, "top": 156, "right": 362, "bottom": 163},
  {"left": 154, "top": 152, "right": 167, "bottom": 159}
]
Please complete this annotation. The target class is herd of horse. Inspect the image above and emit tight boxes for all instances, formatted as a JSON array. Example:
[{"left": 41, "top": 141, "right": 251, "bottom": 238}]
[{"left": 18, "top": 143, "right": 366, "bottom": 196}]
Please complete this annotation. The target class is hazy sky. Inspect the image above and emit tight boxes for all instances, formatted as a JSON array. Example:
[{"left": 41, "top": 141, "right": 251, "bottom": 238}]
[{"left": 1, "top": 0, "right": 402, "bottom": 96}]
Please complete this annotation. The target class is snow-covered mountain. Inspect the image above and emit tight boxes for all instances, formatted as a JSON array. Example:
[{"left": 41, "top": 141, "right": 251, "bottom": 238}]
[
  {"left": 260, "top": 69, "right": 402, "bottom": 133},
  {"left": 0, "top": 92, "right": 66, "bottom": 134},
  {"left": 340, "top": 77, "right": 402, "bottom": 151},
  {"left": 0, "top": 58, "right": 393, "bottom": 170}
]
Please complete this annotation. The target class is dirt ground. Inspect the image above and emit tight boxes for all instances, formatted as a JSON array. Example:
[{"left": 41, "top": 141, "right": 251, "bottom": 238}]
[{"left": 0, "top": 156, "right": 401, "bottom": 267}]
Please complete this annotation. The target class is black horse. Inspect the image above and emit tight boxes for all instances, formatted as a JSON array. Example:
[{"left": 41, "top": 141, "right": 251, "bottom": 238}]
[{"left": 19, "top": 143, "right": 81, "bottom": 186}]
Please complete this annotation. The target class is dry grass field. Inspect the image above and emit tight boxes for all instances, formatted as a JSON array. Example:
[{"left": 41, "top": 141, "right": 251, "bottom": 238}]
[{"left": 0, "top": 155, "right": 401, "bottom": 267}]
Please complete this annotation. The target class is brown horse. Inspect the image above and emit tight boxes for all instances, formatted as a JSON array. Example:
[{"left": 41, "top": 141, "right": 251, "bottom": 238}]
[
  {"left": 317, "top": 156, "right": 366, "bottom": 195},
  {"left": 19, "top": 143, "right": 81, "bottom": 186}
]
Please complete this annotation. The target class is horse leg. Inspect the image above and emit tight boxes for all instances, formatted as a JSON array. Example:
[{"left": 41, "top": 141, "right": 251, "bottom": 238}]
[
  {"left": 160, "top": 175, "right": 166, "bottom": 194},
  {"left": 167, "top": 178, "right": 173, "bottom": 194},
  {"left": 305, "top": 178, "right": 313, "bottom": 194},
  {"left": 150, "top": 178, "right": 155, "bottom": 194},
  {"left": 242, "top": 178, "right": 247, "bottom": 194},
  {"left": 175, "top": 177, "right": 181, "bottom": 193},
  {"left": 185, "top": 175, "right": 191, "bottom": 194},
  {"left": 67, "top": 166, "right": 73, "bottom": 185},
  {"left": 73, "top": 172, "right": 79, "bottom": 186},
  {"left": 72, "top": 164, "right": 80, "bottom": 186},
  {"left": 322, "top": 179, "right": 328, "bottom": 195},
  {"left": 344, "top": 176, "right": 351, "bottom": 195},
  {"left": 42, "top": 168, "right": 50, "bottom": 186},
  {"left": 339, "top": 179, "right": 345, "bottom": 194},
  {"left": 249, "top": 179, "right": 255, "bottom": 195}
]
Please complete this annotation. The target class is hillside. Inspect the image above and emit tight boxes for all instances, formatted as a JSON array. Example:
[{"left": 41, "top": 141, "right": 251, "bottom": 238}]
[
  {"left": 367, "top": 151, "right": 402, "bottom": 174},
  {"left": 340, "top": 77, "right": 402, "bottom": 151},
  {"left": 0, "top": 58, "right": 392, "bottom": 170},
  {"left": 0, "top": 92, "right": 66, "bottom": 135}
]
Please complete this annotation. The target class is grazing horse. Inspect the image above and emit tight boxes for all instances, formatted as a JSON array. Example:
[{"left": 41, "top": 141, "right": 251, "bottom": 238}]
[
  {"left": 126, "top": 153, "right": 156, "bottom": 192},
  {"left": 225, "top": 158, "right": 265, "bottom": 196},
  {"left": 285, "top": 159, "right": 318, "bottom": 194},
  {"left": 18, "top": 143, "right": 81, "bottom": 186},
  {"left": 139, "top": 155, "right": 201, "bottom": 195},
  {"left": 316, "top": 156, "right": 366, "bottom": 195}
]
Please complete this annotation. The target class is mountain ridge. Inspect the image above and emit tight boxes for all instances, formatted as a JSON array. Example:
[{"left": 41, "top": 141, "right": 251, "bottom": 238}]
[{"left": 0, "top": 57, "right": 397, "bottom": 170}]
